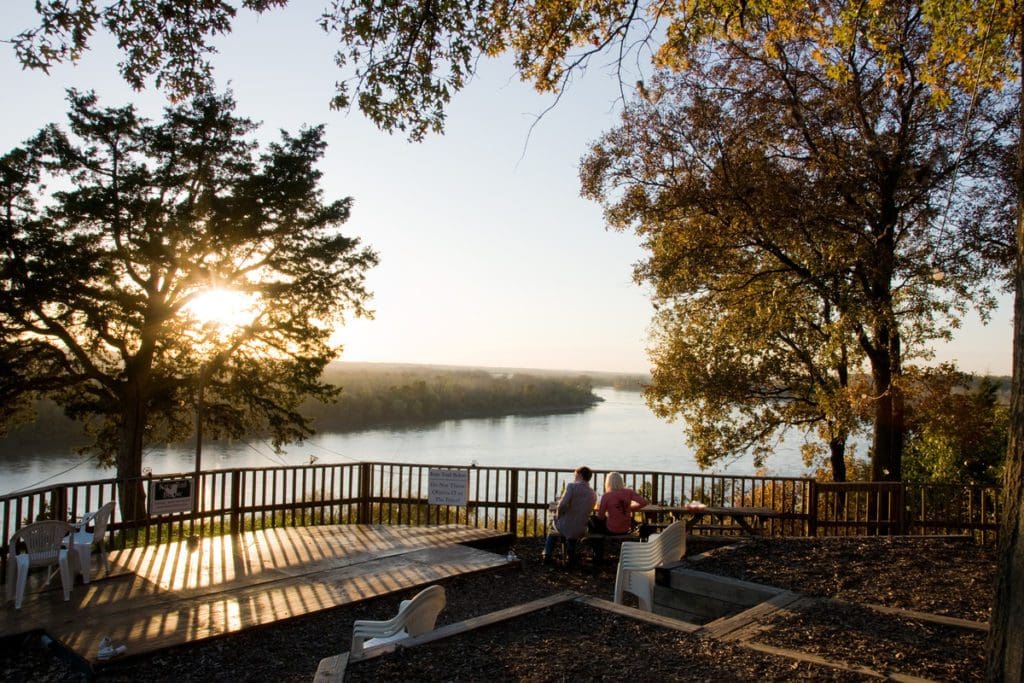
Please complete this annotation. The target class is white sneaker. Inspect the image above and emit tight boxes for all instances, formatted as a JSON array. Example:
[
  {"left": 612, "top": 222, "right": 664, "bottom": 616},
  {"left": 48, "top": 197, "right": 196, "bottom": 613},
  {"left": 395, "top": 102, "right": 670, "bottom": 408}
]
[{"left": 97, "top": 636, "right": 127, "bottom": 660}]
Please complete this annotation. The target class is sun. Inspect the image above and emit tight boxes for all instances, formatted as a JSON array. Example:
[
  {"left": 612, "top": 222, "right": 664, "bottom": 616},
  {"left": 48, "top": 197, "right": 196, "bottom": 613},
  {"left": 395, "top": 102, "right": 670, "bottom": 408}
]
[{"left": 186, "top": 288, "right": 256, "bottom": 329}]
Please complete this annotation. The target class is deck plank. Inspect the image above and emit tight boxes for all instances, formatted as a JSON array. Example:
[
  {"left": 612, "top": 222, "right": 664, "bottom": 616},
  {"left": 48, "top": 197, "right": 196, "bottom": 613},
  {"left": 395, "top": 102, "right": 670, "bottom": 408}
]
[{"left": 1, "top": 524, "right": 511, "bottom": 663}]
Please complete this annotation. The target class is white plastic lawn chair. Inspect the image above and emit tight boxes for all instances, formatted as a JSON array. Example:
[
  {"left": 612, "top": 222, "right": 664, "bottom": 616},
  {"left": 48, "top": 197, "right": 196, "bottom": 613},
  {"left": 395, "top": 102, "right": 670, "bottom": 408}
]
[
  {"left": 5, "top": 520, "right": 75, "bottom": 609},
  {"left": 350, "top": 585, "right": 446, "bottom": 658},
  {"left": 613, "top": 519, "right": 686, "bottom": 611},
  {"left": 67, "top": 501, "right": 115, "bottom": 583}
]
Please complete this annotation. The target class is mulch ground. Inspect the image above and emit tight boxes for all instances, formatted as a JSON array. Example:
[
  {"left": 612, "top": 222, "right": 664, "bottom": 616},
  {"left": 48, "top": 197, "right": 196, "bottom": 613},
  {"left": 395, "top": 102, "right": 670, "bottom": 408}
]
[
  {"left": 344, "top": 601, "right": 872, "bottom": 682},
  {"left": 685, "top": 535, "right": 994, "bottom": 621},
  {"left": 1, "top": 534, "right": 995, "bottom": 682},
  {"left": 757, "top": 599, "right": 987, "bottom": 681}
]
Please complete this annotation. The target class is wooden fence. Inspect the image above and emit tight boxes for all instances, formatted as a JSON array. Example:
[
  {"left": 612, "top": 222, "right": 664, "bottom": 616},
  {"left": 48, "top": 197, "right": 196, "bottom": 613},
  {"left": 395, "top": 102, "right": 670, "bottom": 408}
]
[
  {"left": 810, "top": 481, "right": 1000, "bottom": 541},
  {"left": 0, "top": 462, "right": 1000, "bottom": 583}
]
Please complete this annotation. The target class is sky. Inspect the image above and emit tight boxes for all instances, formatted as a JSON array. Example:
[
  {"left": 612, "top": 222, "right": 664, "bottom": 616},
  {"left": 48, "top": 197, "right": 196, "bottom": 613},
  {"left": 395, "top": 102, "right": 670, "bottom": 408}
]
[{"left": 0, "top": 4, "right": 1014, "bottom": 376}]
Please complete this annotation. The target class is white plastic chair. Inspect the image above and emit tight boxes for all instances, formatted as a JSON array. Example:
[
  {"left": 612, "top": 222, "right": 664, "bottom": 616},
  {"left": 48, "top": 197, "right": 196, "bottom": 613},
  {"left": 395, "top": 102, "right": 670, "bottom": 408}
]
[
  {"left": 350, "top": 584, "right": 446, "bottom": 658},
  {"left": 5, "top": 520, "right": 75, "bottom": 609},
  {"left": 613, "top": 519, "right": 686, "bottom": 611},
  {"left": 67, "top": 501, "right": 115, "bottom": 583}
]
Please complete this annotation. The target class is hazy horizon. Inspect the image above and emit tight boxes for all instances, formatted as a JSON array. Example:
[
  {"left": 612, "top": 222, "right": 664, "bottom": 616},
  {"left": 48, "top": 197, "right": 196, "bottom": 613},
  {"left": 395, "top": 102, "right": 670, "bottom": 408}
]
[{"left": 328, "top": 359, "right": 1014, "bottom": 381}]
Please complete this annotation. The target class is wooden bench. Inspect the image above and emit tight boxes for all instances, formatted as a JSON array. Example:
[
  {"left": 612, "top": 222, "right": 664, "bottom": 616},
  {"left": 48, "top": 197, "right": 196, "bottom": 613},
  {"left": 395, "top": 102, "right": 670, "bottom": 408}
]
[
  {"left": 547, "top": 530, "right": 641, "bottom": 566},
  {"left": 583, "top": 531, "right": 640, "bottom": 545}
]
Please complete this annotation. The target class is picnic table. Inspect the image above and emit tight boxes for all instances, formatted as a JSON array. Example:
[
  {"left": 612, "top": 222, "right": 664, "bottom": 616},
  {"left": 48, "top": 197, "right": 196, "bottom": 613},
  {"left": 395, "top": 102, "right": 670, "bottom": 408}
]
[{"left": 640, "top": 504, "right": 781, "bottom": 536}]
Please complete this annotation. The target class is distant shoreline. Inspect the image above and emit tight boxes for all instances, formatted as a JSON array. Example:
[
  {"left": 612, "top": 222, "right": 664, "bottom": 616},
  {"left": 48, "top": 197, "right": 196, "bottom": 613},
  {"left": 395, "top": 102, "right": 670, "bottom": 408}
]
[{"left": 0, "top": 364, "right": 638, "bottom": 456}]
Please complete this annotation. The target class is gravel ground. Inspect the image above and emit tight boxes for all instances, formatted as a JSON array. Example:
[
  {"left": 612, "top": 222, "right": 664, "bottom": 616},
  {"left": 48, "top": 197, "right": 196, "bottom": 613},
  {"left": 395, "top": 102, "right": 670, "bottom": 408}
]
[{"left": 0, "top": 534, "right": 995, "bottom": 682}]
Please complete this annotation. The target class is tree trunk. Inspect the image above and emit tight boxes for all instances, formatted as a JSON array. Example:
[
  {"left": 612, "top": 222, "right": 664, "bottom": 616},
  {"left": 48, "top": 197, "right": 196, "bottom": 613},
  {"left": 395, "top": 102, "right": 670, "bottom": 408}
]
[
  {"left": 987, "top": 266, "right": 1024, "bottom": 682},
  {"left": 861, "top": 223, "right": 904, "bottom": 485},
  {"left": 869, "top": 328, "right": 904, "bottom": 483},
  {"left": 828, "top": 435, "right": 848, "bottom": 520},
  {"left": 115, "top": 385, "right": 149, "bottom": 523},
  {"left": 828, "top": 436, "right": 847, "bottom": 482},
  {"left": 985, "top": 32, "right": 1024, "bottom": 681},
  {"left": 862, "top": 323, "right": 903, "bottom": 537}
]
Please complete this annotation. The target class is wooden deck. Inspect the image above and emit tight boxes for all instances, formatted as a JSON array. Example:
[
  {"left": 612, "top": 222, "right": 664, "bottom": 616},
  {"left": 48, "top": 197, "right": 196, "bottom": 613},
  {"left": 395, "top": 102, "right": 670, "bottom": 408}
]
[{"left": 0, "top": 524, "right": 513, "bottom": 663}]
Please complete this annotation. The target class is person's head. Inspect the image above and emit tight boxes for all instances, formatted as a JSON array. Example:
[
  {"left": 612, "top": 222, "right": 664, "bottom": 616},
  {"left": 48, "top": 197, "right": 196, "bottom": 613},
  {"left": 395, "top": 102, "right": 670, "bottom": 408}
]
[
  {"left": 574, "top": 466, "right": 592, "bottom": 482},
  {"left": 605, "top": 471, "right": 624, "bottom": 493}
]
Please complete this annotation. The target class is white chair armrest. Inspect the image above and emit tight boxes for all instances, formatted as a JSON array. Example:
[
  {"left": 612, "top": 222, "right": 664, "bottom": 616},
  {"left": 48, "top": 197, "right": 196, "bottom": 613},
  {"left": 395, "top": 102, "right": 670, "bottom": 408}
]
[
  {"left": 350, "top": 585, "right": 446, "bottom": 657},
  {"left": 75, "top": 511, "right": 97, "bottom": 530},
  {"left": 352, "top": 614, "right": 407, "bottom": 638}
]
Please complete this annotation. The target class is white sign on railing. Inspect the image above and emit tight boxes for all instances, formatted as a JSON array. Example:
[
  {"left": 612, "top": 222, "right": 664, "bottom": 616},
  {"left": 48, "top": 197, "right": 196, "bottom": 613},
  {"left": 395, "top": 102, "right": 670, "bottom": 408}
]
[
  {"left": 149, "top": 477, "right": 194, "bottom": 515},
  {"left": 428, "top": 468, "right": 469, "bottom": 506}
]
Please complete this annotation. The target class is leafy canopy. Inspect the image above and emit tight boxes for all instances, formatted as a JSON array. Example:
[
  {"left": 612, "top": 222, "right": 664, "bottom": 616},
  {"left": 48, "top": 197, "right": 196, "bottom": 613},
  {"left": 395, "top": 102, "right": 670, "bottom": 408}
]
[
  {"left": 580, "top": 1, "right": 1013, "bottom": 477},
  {"left": 0, "top": 90, "right": 378, "bottom": 469},
  {"left": 901, "top": 365, "right": 1007, "bottom": 486},
  {"left": 11, "top": 2, "right": 1019, "bottom": 140}
]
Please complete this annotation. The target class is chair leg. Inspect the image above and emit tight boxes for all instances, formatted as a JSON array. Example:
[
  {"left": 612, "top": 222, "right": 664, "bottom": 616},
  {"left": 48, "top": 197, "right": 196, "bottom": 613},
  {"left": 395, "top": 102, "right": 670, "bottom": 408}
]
[
  {"left": 98, "top": 541, "right": 109, "bottom": 573},
  {"left": 14, "top": 555, "right": 30, "bottom": 610},
  {"left": 633, "top": 572, "right": 654, "bottom": 612},
  {"left": 75, "top": 545, "right": 92, "bottom": 584},
  {"left": 637, "top": 585, "right": 653, "bottom": 612},
  {"left": 59, "top": 549, "right": 72, "bottom": 601}
]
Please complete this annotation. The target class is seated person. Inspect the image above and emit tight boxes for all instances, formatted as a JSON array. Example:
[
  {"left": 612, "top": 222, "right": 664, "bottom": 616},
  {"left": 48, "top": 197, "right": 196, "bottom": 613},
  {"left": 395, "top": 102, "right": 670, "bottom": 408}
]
[
  {"left": 588, "top": 471, "right": 648, "bottom": 564},
  {"left": 542, "top": 466, "right": 597, "bottom": 567}
]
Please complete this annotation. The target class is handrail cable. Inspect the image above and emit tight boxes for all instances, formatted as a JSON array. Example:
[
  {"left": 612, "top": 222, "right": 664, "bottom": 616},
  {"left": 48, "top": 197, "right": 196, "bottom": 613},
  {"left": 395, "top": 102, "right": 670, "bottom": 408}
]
[{"left": 9, "top": 452, "right": 103, "bottom": 494}]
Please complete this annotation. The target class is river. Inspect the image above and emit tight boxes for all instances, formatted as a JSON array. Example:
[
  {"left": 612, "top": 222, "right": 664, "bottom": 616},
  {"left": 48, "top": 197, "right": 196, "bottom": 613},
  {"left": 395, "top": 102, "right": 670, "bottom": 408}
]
[{"left": 3, "top": 388, "right": 816, "bottom": 495}]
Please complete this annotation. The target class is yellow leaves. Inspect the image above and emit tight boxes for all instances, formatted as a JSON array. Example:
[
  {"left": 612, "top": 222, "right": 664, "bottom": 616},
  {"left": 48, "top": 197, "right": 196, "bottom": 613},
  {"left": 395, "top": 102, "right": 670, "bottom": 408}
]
[
  {"left": 498, "top": 0, "right": 1018, "bottom": 115},
  {"left": 919, "top": 0, "right": 1018, "bottom": 103},
  {"left": 824, "top": 61, "right": 851, "bottom": 83},
  {"left": 653, "top": 0, "right": 1017, "bottom": 103}
]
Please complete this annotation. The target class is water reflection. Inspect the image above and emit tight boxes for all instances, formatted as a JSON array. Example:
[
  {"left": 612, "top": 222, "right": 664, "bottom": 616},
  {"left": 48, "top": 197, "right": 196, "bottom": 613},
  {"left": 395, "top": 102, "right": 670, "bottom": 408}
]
[{"left": 3, "top": 388, "right": 815, "bottom": 495}]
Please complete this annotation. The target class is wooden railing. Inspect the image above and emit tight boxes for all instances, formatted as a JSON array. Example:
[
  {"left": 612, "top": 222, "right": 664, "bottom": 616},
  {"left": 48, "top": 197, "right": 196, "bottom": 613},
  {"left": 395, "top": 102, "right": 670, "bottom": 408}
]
[
  {"left": 0, "top": 462, "right": 1001, "bottom": 583},
  {"left": 810, "top": 481, "right": 1000, "bottom": 544}
]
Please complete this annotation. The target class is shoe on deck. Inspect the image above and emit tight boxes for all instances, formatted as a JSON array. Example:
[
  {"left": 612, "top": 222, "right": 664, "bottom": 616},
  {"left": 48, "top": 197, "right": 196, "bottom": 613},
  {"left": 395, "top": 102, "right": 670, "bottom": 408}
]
[{"left": 97, "top": 637, "right": 127, "bottom": 661}]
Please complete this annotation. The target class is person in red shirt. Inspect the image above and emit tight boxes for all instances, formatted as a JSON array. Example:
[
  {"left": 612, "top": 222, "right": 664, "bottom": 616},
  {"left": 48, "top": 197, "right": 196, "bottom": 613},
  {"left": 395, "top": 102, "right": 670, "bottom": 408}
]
[{"left": 589, "top": 471, "right": 648, "bottom": 564}]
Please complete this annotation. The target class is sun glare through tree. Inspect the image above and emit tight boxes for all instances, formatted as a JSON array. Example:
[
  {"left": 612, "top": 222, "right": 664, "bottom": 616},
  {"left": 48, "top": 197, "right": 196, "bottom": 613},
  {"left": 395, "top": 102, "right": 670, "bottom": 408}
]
[
  {"left": 185, "top": 288, "right": 258, "bottom": 331},
  {"left": 0, "top": 90, "right": 378, "bottom": 522}
]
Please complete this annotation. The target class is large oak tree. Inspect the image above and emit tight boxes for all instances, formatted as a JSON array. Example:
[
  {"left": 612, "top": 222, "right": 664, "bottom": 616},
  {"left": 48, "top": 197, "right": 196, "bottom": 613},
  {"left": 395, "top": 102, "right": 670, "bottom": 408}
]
[
  {"left": 580, "top": 6, "right": 1011, "bottom": 482},
  {"left": 0, "top": 91, "right": 378, "bottom": 520}
]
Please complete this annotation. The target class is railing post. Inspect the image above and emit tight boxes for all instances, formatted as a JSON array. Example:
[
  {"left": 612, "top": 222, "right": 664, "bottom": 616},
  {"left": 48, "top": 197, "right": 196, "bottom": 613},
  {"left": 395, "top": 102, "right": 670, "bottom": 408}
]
[
  {"left": 49, "top": 485, "right": 68, "bottom": 522},
  {"left": 895, "top": 483, "right": 906, "bottom": 535},
  {"left": 142, "top": 472, "right": 152, "bottom": 548},
  {"left": 230, "top": 470, "right": 241, "bottom": 536},
  {"left": 358, "top": 462, "right": 372, "bottom": 524},
  {"left": 1, "top": 498, "right": 11, "bottom": 584},
  {"left": 507, "top": 469, "right": 520, "bottom": 537},
  {"left": 808, "top": 479, "right": 818, "bottom": 537}
]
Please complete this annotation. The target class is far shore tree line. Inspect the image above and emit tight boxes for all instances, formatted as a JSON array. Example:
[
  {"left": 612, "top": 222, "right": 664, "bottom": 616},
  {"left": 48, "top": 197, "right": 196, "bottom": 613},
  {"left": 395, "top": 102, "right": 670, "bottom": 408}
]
[
  {"left": 0, "top": 365, "right": 603, "bottom": 454},
  {"left": 0, "top": 360, "right": 1008, "bottom": 492},
  {"left": 5, "top": 2, "right": 1024, "bottom": 676},
  {"left": 307, "top": 365, "right": 601, "bottom": 430}
]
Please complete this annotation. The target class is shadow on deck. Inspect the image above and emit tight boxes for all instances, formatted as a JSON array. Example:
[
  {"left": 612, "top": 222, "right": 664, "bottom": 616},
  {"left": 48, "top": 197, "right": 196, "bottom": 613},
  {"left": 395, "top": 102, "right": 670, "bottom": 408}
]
[{"left": 1, "top": 524, "right": 514, "bottom": 665}]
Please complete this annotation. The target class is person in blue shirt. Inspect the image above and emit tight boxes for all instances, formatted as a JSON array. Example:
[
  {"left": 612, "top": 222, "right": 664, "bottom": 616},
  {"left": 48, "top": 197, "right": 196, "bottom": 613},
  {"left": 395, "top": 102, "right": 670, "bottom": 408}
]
[{"left": 542, "top": 466, "right": 597, "bottom": 567}]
